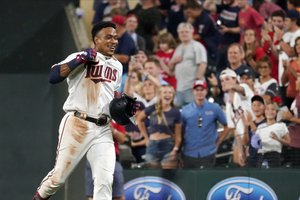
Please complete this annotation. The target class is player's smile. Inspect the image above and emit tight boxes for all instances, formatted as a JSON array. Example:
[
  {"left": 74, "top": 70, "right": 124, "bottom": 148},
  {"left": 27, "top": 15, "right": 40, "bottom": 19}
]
[{"left": 94, "top": 27, "right": 118, "bottom": 56}]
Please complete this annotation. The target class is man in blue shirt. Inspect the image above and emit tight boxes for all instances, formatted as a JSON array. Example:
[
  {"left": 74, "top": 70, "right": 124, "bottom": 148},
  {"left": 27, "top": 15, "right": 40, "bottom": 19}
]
[{"left": 181, "top": 80, "right": 230, "bottom": 168}]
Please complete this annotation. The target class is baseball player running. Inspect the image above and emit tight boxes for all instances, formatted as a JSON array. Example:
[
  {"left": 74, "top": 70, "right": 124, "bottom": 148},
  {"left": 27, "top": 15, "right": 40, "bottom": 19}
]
[{"left": 32, "top": 21, "right": 133, "bottom": 200}]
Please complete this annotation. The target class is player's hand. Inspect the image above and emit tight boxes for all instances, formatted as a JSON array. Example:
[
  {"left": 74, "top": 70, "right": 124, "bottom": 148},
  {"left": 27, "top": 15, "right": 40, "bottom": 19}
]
[{"left": 80, "top": 48, "right": 97, "bottom": 63}]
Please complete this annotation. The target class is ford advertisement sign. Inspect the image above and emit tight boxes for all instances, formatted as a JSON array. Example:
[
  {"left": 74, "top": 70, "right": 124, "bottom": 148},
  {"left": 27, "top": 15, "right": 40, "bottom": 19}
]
[
  {"left": 124, "top": 176, "right": 186, "bottom": 200},
  {"left": 207, "top": 176, "right": 278, "bottom": 200}
]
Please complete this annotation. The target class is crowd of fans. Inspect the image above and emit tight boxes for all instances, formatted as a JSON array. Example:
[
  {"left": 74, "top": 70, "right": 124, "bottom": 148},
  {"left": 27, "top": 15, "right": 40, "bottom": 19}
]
[{"left": 87, "top": 0, "right": 300, "bottom": 169}]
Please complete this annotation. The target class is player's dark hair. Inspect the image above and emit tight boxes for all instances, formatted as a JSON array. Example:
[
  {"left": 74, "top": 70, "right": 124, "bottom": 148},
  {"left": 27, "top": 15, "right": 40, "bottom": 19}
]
[
  {"left": 91, "top": 21, "right": 116, "bottom": 39},
  {"left": 271, "top": 10, "right": 286, "bottom": 20}
]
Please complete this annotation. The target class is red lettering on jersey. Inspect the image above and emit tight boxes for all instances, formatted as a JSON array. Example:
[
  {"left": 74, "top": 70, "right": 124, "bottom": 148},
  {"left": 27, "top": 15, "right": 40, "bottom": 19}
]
[
  {"left": 104, "top": 67, "right": 113, "bottom": 80},
  {"left": 112, "top": 69, "right": 117, "bottom": 81},
  {"left": 85, "top": 65, "right": 117, "bottom": 83}
]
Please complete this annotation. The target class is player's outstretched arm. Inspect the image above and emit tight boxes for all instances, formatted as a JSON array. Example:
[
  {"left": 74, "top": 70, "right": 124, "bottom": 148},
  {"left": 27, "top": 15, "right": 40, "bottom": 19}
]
[{"left": 49, "top": 48, "right": 97, "bottom": 84}]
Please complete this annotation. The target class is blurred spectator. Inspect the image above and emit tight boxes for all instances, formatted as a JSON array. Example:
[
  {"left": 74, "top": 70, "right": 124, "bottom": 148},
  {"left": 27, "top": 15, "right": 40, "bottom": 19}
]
[
  {"left": 124, "top": 68, "right": 143, "bottom": 97},
  {"left": 219, "top": 68, "right": 254, "bottom": 167},
  {"left": 242, "top": 28, "right": 266, "bottom": 72},
  {"left": 253, "top": 102, "right": 290, "bottom": 167},
  {"left": 135, "top": 79, "right": 159, "bottom": 107},
  {"left": 125, "top": 14, "right": 146, "bottom": 52},
  {"left": 281, "top": 78, "right": 300, "bottom": 167},
  {"left": 136, "top": 85, "right": 182, "bottom": 169},
  {"left": 92, "top": 0, "right": 128, "bottom": 24},
  {"left": 237, "top": 0, "right": 264, "bottom": 43},
  {"left": 244, "top": 95, "right": 266, "bottom": 167},
  {"left": 287, "top": 0, "right": 300, "bottom": 21},
  {"left": 278, "top": 10, "right": 300, "bottom": 57},
  {"left": 142, "top": 57, "right": 169, "bottom": 86},
  {"left": 261, "top": 10, "right": 286, "bottom": 82},
  {"left": 184, "top": 0, "right": 221, "bottom": 63},
  {"left": 85, "top": 121, "right": 127, "bottom": 200},
  {"left": 156, "top": 0, "right": 173, "bottom": 28},
  {"left": 130, "top": 0, "right": 162, "bottom": 53},
  {"left": 252, "top": 0, "right": 282, "bottom": 20},
  {"left": 125, "top": 102, "right": 147, "bottom": 163},
  {"left": 239, "top": 68, "right": 256, "bottom": 92},
  {"left": 204, "top": 0, "right": 241, "bottom": 75},
  {"left": 226, "top": 43, "right": 254, "bottom": 76},
  {"left": 112, "top": 15, "right": 138, "bottom": 93},
  {"left": 181, "top": 80, "right": 229, "bottom": 168},
  {"left": 167, "top": 0, "right": 186, "bottom": 39},
  {"left": 282, "top": 37, "right": 300, "bottom": 109},
  {"left": 254, "top": 56, "right": 278, "bottom": 104},
  {"left": 169, "top": 22, "right": 207, "bottom": 107},
  {"left": 154, "top": 32, "right": 178, "bottom": 89}
]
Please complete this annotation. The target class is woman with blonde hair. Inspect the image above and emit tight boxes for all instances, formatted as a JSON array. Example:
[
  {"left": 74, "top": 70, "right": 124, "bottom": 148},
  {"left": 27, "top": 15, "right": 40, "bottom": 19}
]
[{"left": 136, "top": 85, "right": 182, "bottom": 169}]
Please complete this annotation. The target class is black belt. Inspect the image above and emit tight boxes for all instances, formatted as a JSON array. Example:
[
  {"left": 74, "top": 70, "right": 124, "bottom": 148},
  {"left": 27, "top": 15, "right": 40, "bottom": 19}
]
[{"left": 74, "top": 111, "right": 109, "bottom": 126}]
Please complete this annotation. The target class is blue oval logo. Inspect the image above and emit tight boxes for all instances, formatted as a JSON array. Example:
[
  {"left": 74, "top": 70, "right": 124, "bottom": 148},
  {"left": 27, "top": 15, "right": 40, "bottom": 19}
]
[
  {"left": 207, "top": 176, "right": 278, "bottom": 200},
  {"left": 124, "top": 176, "right": 186, "bottom": 200}
]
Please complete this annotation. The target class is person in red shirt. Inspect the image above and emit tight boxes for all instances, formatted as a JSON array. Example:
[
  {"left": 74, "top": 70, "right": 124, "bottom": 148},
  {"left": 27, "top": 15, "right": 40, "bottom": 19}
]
[
  {"left": 242, "top": 28, "right": 266, "bottom": 72},
  {"left": 282, "top": 37, "right": 300, "bottom": 108},
  {"left": 237, "top": 0, "right": 265, "bottom": 43},
  {"left": 154, "top": 32, "right": 178, "bottom": 89},
  {"left": 261, "top": 10, "right": 286, "bottom": 82}
]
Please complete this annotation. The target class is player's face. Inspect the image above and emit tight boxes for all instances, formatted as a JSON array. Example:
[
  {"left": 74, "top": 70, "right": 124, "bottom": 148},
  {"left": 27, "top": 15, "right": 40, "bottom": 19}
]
[{"left": 94, "top": 27, "right": 118, "bottom": 56}]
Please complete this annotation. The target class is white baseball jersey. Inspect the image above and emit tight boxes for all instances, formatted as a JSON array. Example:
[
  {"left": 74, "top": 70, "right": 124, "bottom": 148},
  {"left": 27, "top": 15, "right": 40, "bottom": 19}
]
[
  {"left": 55, "top": 51, "right": 123, "bottom": 118},
  {"left": 225, "top": 83, "right": 254, "bottom": 136}
]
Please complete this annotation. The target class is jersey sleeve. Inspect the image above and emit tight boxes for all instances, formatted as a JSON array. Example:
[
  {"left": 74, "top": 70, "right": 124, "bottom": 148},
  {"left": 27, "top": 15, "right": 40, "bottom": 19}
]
[
  {"left": 114, "top": 61, "right": 123, "bottom": 92},
  {"left": 52, "top": 52, "right": 82, "bottom": 67}
]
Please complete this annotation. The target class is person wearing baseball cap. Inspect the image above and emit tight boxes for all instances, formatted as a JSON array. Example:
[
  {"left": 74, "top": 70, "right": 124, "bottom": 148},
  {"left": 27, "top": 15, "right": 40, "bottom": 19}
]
[
  {"left": 111, "top": 15, "right": 137, "bottom": 93},
  {"left": 219, "top": 68, "right": 254, "bottom": 167},
  {"left": 246, "top": 95, "right": 266, "bottom": 167},
  {"left": 239, "top": 68, "right": 255, "bottom": 92},
  {"left": 180, "top": 79, "right": 230, "bottom": 168}
]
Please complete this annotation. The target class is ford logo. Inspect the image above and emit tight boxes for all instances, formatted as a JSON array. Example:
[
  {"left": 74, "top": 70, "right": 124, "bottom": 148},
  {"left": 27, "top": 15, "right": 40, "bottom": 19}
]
[
  {"left": 124, "top": 176, "right": 186, "bottom": 200},
  {"left": 207, "top": 176, "right": 278, "bottom": 200}
]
